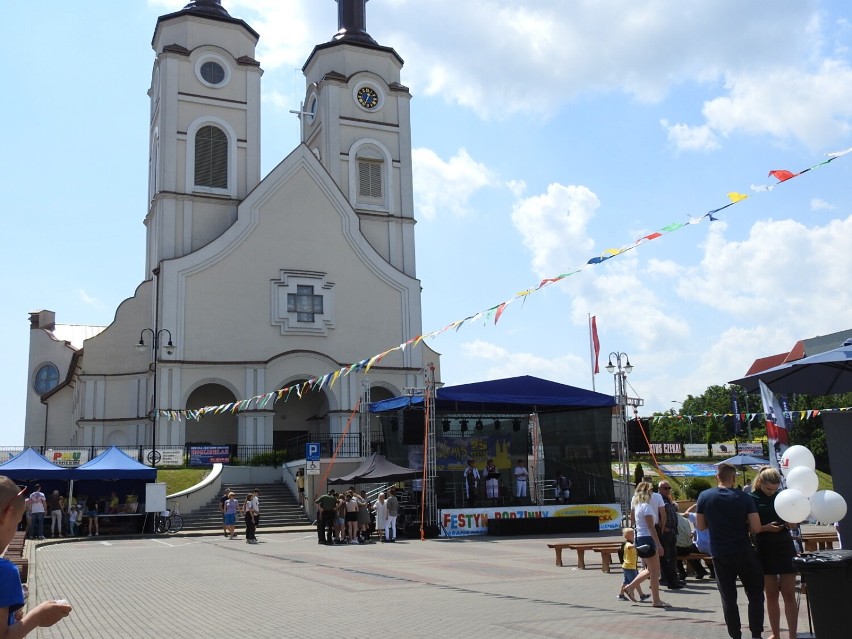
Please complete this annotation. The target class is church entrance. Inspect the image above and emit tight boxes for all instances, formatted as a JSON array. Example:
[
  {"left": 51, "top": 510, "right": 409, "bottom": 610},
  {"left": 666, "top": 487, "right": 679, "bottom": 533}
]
[{"left": 185, "top": 384, "right": 237, "bottom": 445}]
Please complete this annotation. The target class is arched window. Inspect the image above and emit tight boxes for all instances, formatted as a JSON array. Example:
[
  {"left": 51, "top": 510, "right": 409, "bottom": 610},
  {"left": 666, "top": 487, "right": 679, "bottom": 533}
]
[
  {"left": 349, "top": 139, "right": 391, "bottom": 212},
  {"left": 194, "top": 125, "right": 228, "bottom": 189}
]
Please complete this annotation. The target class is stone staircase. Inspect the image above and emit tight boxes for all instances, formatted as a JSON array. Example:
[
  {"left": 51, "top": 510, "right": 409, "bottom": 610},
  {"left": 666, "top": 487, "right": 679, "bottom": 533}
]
[{"left": 179, "top": 482, "right": 311, "bottom": 531}]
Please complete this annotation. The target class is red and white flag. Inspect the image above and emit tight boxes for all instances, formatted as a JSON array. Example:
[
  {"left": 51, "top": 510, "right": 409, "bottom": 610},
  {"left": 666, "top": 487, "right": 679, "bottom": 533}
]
[{"left": 590, "top": 316, "right": 600, "bottom": 374}]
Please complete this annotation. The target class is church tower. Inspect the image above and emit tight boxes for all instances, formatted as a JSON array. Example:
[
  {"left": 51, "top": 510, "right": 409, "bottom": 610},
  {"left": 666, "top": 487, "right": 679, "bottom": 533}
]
[
  {"left": 145, "top": 0, "right": 262, "bottom": 275},
  {"left": 300, "top": 0, "right": 417, "bottom": 278}
]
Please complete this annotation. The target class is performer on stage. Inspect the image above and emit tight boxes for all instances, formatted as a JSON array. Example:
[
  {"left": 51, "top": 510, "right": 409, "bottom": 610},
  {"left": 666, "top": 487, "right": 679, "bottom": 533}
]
[
  {"left": 485, "top": 459, "right": 500, "bottom": 500},
  {"left": 463, "top": 459, "right": 480, "bottom": 507},
  {"left": 556, "top": 472, "right": 572, "bottom": 504},
  {"left": 514, "top": 459, "right": 529, "bottom": 499}
]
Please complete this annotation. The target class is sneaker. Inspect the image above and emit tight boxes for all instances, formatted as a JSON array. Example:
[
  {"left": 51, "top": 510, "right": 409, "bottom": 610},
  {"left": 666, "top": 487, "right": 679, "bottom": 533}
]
[
  {"left": 617, "top": 594, "right": 628, "bottom": 601},
  {"left": 639, "top": 594, "right": 651, "bottom": 601},
  {"left": 349, "top": 540, "right": 358, "bottom": 544}
]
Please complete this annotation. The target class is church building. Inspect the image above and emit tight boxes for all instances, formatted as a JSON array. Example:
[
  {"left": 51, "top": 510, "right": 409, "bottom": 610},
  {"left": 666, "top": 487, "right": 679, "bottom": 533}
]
[{"left": 24, "top": 0, "right": 440, "bottom": 458}]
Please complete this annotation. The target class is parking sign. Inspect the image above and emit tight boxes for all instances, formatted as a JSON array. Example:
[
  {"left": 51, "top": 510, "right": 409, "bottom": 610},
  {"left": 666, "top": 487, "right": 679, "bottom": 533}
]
[{"left": 306, "top": 442, "right": 320, "bottom": 462}]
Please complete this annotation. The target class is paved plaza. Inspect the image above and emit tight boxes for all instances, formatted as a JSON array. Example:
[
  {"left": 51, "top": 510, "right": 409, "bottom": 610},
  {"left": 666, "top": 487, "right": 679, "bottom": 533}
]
[{"left": 27, "top": 529, "right": 811, "bottom": 639}]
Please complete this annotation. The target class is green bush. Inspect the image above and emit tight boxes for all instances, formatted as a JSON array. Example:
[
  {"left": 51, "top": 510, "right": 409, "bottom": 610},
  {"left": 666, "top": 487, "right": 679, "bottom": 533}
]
[
  {"left": 680, "top": 477, "right": 713, "bottom": 500},
  {"left": 248, "top": 450, "right": 289, "bottom": 467},
  {"left": 633, "top": 462, "right": 645, "bottom": 485}
]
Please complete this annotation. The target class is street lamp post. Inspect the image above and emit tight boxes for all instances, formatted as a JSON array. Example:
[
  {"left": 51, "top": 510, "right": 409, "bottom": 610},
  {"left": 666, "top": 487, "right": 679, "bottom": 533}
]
[
  {"left": 606, "top": 352, "right": 634, "bottom": 526},
  {"left": 136, "top": 328, "right": 175, "bottom": 468}
]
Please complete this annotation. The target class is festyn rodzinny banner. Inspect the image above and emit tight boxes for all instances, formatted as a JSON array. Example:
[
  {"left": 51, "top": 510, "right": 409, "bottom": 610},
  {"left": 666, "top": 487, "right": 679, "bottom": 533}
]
[{"left": 439, "top": 503, "right": 621, "bottom": 537}]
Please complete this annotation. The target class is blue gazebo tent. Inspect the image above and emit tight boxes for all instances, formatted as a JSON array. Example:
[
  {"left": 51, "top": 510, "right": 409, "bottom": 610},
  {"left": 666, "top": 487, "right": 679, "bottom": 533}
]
[
  {"left": 72, "top": 446, "right": 156, "bottom": 480},
  {"left": 0, "top": 447, "right": 75, "bottom": 481}
]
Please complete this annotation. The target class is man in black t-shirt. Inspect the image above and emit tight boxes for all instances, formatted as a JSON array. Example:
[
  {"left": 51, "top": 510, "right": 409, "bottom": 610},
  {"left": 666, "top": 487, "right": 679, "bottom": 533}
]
[{"left": 697, "top": 463, "right": 773, "bottom": 639}]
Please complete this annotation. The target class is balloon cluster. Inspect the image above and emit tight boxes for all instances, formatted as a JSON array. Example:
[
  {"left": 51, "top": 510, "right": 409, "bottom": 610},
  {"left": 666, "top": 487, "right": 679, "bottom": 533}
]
[{"left": 773, "top": 445, "right": 847, "bottom": 524}]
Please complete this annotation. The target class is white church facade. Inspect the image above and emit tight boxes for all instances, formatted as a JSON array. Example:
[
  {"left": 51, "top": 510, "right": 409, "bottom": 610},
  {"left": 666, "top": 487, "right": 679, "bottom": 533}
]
[{"left": 24, "top": 0, "right": 440, "bottom": 457}]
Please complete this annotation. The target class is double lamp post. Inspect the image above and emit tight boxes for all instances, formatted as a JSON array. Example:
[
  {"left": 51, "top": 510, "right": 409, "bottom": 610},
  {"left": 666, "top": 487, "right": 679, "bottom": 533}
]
[{"left": 136, "top": 328, "right": 175, "bottom": 468}]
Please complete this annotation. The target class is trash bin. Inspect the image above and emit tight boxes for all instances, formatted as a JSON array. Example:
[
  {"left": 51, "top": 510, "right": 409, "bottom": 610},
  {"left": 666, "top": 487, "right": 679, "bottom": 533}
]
[{"left": 792, "top": 549, "right": 852, "bottom": 639}]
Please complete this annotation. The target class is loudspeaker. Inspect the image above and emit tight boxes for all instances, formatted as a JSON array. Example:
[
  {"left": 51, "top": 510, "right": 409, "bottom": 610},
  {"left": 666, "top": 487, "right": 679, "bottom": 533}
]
[
  {"left": 402, "top": 409, "right": 425, "bottom": 445},
  {"left": 627, "top": 419, "right": 647, "bottom": 453}
]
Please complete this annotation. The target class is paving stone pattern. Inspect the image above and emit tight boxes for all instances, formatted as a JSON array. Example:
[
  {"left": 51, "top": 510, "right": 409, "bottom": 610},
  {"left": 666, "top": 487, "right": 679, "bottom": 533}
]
[{"left": 28, "top": 531, "right": 811, "bottom": 639}]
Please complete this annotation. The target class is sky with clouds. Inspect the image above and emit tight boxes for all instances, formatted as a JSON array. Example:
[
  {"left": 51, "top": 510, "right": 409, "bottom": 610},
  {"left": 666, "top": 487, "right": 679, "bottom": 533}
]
[{"left": 2, "top": 0, "right": 852, "bottom": 445}]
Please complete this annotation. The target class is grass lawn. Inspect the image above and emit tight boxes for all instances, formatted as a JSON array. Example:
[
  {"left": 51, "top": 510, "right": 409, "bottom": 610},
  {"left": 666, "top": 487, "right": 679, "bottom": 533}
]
[
  {"left": 621, "top": 461, "right": 833, "bottom": 500},
  {"left": 156, "top": 468, "right": 210, "bottom": 496}
]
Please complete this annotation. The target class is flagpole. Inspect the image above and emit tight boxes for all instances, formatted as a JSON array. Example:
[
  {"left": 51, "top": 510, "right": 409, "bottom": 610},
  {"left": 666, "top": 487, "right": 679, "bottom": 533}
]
[{"left": 588, "top": 314, "right": 596, "bottom": 391}]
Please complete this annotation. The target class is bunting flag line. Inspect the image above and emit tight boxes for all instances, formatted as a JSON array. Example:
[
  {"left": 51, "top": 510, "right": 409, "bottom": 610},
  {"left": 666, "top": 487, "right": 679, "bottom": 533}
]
[
  {"left": 155, "top": 148, "right": 849, "bottom": 422},
  {"left": 649, "top": 407, "right": 851, "bottom": 424}
]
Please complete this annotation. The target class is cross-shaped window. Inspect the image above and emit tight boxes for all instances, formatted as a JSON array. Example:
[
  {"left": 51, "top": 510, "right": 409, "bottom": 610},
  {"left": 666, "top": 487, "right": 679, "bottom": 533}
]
[{"left": 287, "top": 285, "right": 323, "bottom": 322}]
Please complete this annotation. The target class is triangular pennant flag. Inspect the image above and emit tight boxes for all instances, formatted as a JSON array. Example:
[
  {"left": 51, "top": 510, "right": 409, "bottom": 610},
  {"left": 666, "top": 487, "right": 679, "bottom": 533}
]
[
  {"left": 727, "top": 192, "right": 749, "bottom": 203},
  {"left": 769, "top": 169, "right": 797, "bottom": 182}
]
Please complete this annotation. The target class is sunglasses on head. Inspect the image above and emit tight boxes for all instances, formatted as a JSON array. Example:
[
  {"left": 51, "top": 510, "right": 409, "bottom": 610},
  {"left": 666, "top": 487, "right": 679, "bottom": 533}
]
[{"left": 2, "top": 486, "right": 27, "bottom": 514}]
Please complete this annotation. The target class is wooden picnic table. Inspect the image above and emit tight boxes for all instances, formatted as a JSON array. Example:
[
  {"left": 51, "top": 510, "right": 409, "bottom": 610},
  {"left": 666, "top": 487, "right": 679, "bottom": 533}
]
[{"left": 799, "top": 531, "right": 839, "bottom": 552}]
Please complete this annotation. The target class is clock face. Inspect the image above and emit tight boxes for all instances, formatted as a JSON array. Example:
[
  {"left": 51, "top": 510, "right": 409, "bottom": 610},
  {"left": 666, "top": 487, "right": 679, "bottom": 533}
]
[{"left": 356, "top": 86, "right": 379, "bottom": 109}]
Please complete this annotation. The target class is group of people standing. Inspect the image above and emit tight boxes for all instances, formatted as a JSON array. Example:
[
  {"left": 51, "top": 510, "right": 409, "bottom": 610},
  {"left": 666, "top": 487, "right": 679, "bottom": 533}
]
[
  {"left": 219, "top": 489, "right": 260, "bottom": 544},
  {"left": 618, "top": 463, "right": 799, "bottom": 639},
  {"left": 462, "top": 458, "right": 530, "bottom": 507},
  {"left": 314, "top": 487, "right": 399, "bottom": 545},
  {"left": 21, "top": 485, "right": 101, "bottom": 539}
]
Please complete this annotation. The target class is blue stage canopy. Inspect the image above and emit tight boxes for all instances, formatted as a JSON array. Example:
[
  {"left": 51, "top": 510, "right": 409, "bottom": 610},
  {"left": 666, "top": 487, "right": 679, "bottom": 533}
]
[{"left": 368, "top": 375, "right": 615, "bottom": 413}]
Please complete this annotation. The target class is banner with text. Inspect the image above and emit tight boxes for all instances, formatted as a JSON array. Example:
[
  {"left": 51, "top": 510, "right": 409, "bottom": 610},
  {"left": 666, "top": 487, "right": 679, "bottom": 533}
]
[
  {"left": 684, "top": 444, "right": 709, "bottom": 457},
  {"left": 736, "top": 442, "right": 765, "bottom": 457},
  {"left": 634, "top": 442, "right": 683, "bottom": 456},
  {"left": 439, "top": 503, "right": 621, "bottom": 537},
  {"left": 45, "top": 449, "right": 90, "bottom": 468},
  {"left": 710, "top": 443, "right": 736, "bottom": 457},
  {"left": 189, "top": 445, "right": 230, "bottom": 466},
  {"left": 143, "top": 448, "right": 185, "bottom": 467}
]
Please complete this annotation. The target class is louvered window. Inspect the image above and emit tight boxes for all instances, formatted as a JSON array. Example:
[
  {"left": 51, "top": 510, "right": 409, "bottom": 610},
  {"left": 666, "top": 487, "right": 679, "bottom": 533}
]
[
  {"left": 358, "top": 160, "right": 382, "bottom": 198},
  {"left": 194, "top": 125, "right": 228, "bottom": 189}
]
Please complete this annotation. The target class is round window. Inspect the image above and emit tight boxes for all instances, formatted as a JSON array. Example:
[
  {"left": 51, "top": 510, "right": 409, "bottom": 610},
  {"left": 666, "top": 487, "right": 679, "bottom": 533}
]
[
  {"left": 200, "top": 61, "right": 226, "bottom": 85},
  {"left": 34, "top": 363, "right": 60, "bottom": 395}
]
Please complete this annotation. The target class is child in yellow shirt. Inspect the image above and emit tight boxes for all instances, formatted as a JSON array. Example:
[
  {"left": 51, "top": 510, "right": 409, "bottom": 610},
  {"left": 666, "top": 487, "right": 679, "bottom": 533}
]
[{"left": 618, "top": 527, "right": 649, "bottom": 602}]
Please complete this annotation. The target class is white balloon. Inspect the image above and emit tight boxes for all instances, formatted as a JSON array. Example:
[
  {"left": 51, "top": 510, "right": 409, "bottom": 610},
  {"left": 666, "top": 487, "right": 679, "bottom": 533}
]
[
  {"left": 810, "top": 490, "right": 848, "bottom": 524},
  {"left": 784, "top": 466, "right": 819, "bottom": 497},
  {"left": 780, "top": 445, "right": 815, "bottom": 476},
  {"left": 774, "top": 488, "right": 811, "bottom": 523}
]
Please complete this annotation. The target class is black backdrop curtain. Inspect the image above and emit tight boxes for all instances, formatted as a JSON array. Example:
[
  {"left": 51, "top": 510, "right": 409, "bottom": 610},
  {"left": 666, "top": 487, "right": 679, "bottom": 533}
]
[{"left": 538, "top": 408, "right": 614, "bottom": 503}]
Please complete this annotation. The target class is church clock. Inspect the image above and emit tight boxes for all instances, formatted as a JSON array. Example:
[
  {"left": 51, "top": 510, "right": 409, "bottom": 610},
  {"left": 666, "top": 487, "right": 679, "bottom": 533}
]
[{"left": 356, "top": 86, "right": 379, "bottom": 109}]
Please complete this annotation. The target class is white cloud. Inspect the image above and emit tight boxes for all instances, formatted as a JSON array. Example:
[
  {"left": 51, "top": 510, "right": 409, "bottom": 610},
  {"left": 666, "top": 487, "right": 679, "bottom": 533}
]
[
  {"left": 380, "top": 1, "right": 817, "bottom": 119},
  {"left": 510, "top": 183, "right": 599, "bottom": 277},
  {"left": 701, "top": 60, "right": 852, "bottom": 150},
  {"left": 412, "top": 148, "right": 496, "bottom": 219},
  {"left": 660, "top": 119, "right": 720, "bottom": 152},
  {"left": 459, "top": 339, "right": 589, "bottom": 387},
  {"left": 78, "top": 289, "right": 99, "bottom": 306},
  {"left": 677, "top": 215, "right": 852, "bottom": 335},
  {"left": 811, "top": 198, "right": 835, "bottom": 211}
]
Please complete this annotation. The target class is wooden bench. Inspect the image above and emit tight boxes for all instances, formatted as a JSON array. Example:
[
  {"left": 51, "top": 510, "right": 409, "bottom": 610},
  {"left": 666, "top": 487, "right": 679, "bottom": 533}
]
[
  {"left": 679, "top": 552, "right": 713, "bottom": 565},
  {"left": 596, "top": 545, "right": 624, "bottom": 573},
  {"left": 2, "top": 531, "right": 28, "bottom": 584},
  {"left": 548, "top": 541, "right": 622, "bottom": 569}
]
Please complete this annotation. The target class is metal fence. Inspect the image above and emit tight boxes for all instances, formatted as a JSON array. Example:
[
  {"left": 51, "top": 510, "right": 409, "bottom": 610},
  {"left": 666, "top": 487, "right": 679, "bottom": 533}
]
[{"left": 0, "top": 433, "right": 369, "bottom": 468}]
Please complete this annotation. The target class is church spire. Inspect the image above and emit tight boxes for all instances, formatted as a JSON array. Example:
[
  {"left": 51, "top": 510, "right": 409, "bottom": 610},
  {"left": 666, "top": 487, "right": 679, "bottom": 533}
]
[
  {"left": 181, "top": 0, "right": 230, "bottom": 17},
  {"left": 334, "top": 0, "right": 378, "bottom": 45}
]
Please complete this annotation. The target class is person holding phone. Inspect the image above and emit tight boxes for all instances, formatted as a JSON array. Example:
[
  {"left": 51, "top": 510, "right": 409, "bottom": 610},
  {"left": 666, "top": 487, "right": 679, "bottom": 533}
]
[{"left": 751, "top": 467, "right": 798, "bottom": 639}]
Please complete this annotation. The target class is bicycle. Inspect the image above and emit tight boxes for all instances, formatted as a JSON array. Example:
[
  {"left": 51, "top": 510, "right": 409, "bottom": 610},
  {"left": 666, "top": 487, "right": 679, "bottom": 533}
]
[{"left": 155, "top": 501, "right": 183, "bottom": 534}]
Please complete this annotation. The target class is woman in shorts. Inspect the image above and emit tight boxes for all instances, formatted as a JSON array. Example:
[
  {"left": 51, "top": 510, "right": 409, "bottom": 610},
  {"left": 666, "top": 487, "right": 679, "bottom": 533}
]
[
  {"left": 752, "top": 467, "right": 798, "bottom": 639},
  {"left": 223, "top": 492, "right": 241, "bottom": 539},
  {"left": 624, "top": 481, "right": 668, "bottom": 608}
]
